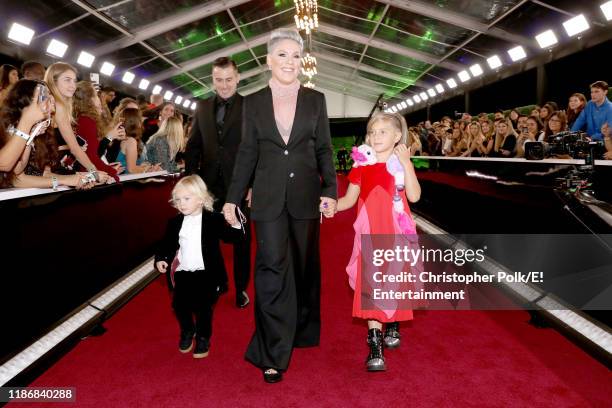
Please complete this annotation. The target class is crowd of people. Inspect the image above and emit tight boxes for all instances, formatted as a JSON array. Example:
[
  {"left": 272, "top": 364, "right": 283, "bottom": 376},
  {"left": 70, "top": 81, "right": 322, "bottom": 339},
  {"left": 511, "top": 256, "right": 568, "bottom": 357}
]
[
  {"left": 406, "top": 80, "right": 612, "bottom": 160},
  {"left": 0, "top": 61, "right": 192, "bottom": 191}
]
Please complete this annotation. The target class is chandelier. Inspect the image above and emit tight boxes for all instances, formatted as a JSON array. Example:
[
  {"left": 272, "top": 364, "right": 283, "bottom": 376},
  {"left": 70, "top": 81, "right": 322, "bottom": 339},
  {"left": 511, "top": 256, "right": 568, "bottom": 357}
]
[
  {"left": 301, "top": 53, "right": 317, "bottom": 79},
  {"left": 294, "top": 0, "right": 319, "bottom": 35}
]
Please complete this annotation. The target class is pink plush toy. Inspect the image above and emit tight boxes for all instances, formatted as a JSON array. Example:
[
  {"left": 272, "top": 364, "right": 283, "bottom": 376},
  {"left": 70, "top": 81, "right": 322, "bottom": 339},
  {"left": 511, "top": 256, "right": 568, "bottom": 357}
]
[
  {"left": 351, "top": 145, "right": 377, "bottom": 167},
  {"left": 386, "top": 154, "right": 405, "bottom": 191}
]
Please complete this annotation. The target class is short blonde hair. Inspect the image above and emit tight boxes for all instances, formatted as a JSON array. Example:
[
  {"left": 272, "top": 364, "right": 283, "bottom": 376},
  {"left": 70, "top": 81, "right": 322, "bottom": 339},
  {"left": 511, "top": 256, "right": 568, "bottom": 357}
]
[
  {"left": 267, "top": 29, "right": 303, "bottom": 54},
  {"left": 171, "top": 175, "right": 215, "bottom": 212},
  {"left": 366, "top": 112, "right": 408, "bottom": 145}
]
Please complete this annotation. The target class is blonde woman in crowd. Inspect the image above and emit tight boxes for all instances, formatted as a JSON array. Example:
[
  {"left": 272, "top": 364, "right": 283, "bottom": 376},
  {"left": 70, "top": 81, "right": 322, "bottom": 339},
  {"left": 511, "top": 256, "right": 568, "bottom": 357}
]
[{"left": 146, "top": 116, "right": 185, "bottom": 173}]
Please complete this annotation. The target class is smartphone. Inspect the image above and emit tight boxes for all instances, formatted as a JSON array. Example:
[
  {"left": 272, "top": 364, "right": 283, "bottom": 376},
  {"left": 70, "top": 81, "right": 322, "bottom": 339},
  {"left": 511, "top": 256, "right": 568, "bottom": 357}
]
[
  {"left": 90, "top": 73, "right": 100, "bottom": 86},
  {"left": 36, "top": 84, "right": 48, "bottom": 104}
]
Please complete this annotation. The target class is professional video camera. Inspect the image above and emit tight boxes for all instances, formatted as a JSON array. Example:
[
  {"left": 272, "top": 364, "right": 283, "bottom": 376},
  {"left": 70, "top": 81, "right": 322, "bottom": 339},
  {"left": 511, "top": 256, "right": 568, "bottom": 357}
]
[{"left": 525, "top": 131, "right": 603, "bottom": 162}]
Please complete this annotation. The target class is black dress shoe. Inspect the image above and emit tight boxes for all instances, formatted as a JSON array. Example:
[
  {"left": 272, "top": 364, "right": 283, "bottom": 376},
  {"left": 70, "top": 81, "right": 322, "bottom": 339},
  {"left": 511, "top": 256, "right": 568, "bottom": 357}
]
[
  {"left": 236, "top": 291, "right": 250, "bottom": 308},
  {"left": 179, "top": 331, "right": 194, "bottom": 353},
  {"left": 193, "top": 336, "right": 209, "bottom": 359},
  {"left": 263, "top": 368, "right": 282, "bottom": 383}
]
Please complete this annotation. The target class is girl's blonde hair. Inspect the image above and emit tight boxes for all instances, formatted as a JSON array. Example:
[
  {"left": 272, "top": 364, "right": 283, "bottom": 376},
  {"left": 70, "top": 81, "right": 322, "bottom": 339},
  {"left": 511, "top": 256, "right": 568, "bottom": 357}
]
[
  {"left": 151, "top": 116, "right": 185, "bottom": 158},
  {"left": 366, "top": 112, "right": 408, "bottom": 145},
  {"left": 171, "top": 175, "right": 215, "bottom": 212},
  {"left": 45, "top": 62, "right": 78, "bottom": 123}
]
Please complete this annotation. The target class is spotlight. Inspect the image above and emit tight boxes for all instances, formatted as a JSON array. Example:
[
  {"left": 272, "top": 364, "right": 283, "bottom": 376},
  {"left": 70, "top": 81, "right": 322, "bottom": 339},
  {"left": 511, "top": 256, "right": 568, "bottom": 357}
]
[
  {"left": 100, "top": 62, "right": 115, "bottom": 76},
  {"left": 152, "top": 85, "right": 162, "bottom": 95},
  {"left": 536, "top": 30, "right": 558, "bottom": 48},
  {"left": 191, "top": 102, "right": 197, "bottom": 110},
  {"left": 164, "top": 90, "right": 174, "bottom": 101},
  {"left": 122, "top": 71, "right": 135, "bottom": 84},
  {"left": 175, "top": 95, "right": 183, "bottom": 104},
  {"left": 427, "top": 88, "right": 436, "bottom": 97},
  {"left": 487, "top": 55, "right": 503, "bottom": 70},
  {"left": 602, "top": 1, "right": 612, "bottom": 21},
  {"left": 446, "top": 78, "right": 458, "bottom": 89},
  {"left": 407, "top": 99, "right": 414, "bottom": 106},
  {"left": 469, "top": 64, "right": 483, "bottom": 77},
  {"left": 138, "top": 79, "right": 150, "bottom": 90},
  {"left": 419, "top": 92, "right": 428, "bottom": 101},
  {"left": 563, "top": 14, "right": 589, "bottom": 37},
  {"left": 435, "top": 83, "right": 444, "bottom": 93},
  {"left": 413, "top": 95, "right": 421, "bottom": 103},
  {"left": 77, "top": 51, "right": 95, "bottom": 68},
  {"left": 400, "top": 101, "right": 407, "bottom": 109},
  {"left": 458, "top": 70, "right": 470, "bottom": 82},
  {"left": 8, "top": 23, "right": 35, "bottom": 45},
  {"left": 507, "top": 46, "right": 527, "bottom": 62},
  {"left": 46, "top": 39, "right": 68, "bottom": 58},
  {"left": 183, "top": 99, "right": 191, "bottom": 108}
]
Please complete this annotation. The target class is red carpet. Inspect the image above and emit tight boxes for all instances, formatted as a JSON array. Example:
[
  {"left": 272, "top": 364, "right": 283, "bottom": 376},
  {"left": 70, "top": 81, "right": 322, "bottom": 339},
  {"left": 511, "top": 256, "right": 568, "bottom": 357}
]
[{"left": 15, "top": 176, "right": 611, "bottom": 407}]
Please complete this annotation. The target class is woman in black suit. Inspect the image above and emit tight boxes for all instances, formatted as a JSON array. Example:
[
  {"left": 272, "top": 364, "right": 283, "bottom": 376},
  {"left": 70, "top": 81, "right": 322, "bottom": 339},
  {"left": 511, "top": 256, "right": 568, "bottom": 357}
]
[{"left": 223, "top": 29, "right": 337, "bottom": 383}]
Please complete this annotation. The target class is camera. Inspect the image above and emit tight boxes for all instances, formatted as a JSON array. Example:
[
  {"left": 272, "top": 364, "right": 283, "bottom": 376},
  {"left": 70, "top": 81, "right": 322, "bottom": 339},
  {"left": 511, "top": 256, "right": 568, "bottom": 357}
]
[{"left": 36, "top": 83, "right": 48, "bottom": 104}]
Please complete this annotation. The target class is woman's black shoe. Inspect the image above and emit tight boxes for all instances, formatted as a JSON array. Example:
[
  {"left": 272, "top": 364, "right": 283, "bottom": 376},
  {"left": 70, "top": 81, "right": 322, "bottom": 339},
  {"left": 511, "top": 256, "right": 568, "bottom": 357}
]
[
  {"left": 193, "top": 337, "right": 209, "bottom": 359},
  {"left": 179, "top": 331, "right": 194, "bottom": 353},
  {"left": 263, "top": 368, "right": 283, "bottom": 383},
  {"left": 384, "top": 322, "right": 401, "bottom": 349}
]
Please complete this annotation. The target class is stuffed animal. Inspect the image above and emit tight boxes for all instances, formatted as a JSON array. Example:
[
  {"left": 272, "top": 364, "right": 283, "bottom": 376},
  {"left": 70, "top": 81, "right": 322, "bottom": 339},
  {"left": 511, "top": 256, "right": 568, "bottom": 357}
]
[
  {"left": 386, "top": 154, "right": 405, "bottom": 191},
  {"left": 350, "top": 144, "right": 377, "bottom": 167}
]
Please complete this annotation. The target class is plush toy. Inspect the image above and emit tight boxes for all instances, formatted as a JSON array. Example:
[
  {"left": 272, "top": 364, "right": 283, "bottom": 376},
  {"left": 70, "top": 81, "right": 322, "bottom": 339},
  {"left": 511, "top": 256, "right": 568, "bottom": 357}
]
[
  {"left": 386, "top": 154, "right": 405, "bottom": 191},
  {"left": 350, "top": 144, "right": 377, "bottom": 167}
]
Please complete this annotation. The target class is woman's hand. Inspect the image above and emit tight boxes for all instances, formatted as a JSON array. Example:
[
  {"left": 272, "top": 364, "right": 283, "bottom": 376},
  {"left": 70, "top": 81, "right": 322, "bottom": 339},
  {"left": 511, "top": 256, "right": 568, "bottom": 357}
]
[
  {"left": 156, "top": 261, "right": 168, "bottom": 273},
  {"left": 107, "top": 122, "right": 126, "bottom": 141},
  {"left": 394, "top": 144, "right": 412, "bottom": 167},
  {"left": 110, "top": 162, "right": 125, "bottom": 174},
  {"left": 223, "top": 203, "right": 238, "bottom": 226},
  {"left": 19, "top": 87, "right": 49, "bottom": 131}
]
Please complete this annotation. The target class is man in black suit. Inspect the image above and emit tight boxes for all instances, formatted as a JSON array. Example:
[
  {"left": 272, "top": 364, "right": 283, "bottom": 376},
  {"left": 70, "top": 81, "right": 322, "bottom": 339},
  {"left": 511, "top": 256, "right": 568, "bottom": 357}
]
[{"left": 185, "top": 57, "right": 251, "bottom": 308}]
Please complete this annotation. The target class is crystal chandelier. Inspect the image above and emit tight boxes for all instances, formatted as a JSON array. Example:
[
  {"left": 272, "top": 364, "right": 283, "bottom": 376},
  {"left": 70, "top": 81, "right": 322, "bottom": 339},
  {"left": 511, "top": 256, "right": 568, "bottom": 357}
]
[
  {"left": 294, "top": 0, "right": 319, "bottom": 35},
  {"left": 301, "top": 53, "right": 317, "bottom": 79}
]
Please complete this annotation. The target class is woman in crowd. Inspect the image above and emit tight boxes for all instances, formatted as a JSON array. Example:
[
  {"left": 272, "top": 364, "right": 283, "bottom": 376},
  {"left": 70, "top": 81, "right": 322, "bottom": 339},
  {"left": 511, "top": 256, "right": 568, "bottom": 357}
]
[
  {"left": 73, "top": 81, "right": 124, "bottom": 180},
  {"left": 566, "top": 93, "right": 587, "bottom": 128},
  {"left": 508, "top": 109, "right": 520, "bottom": 129},
  {"left": 116, "top": 107, "right": 161, "bottom": 174},
  {"left": 544, "top": 111, "right": 568, "bottom": 140},
  {"left": 0, "top": 64, "right": 19, "bottom": 106},
  {"left": 463, "top": 121, "right": 486, "bottom": 157},
  {"left": 538, "top": 103, "right": 554, "bottom": 129},
  {"left": 493, "top": 118, "right": 517, "bottom": 157},
  {"left": 2, "top": 80, "right": 94, "bottom": 189},
  {"left": 146, "top": 116, "right": 185, "bottom": 173},
  {"left": 407, "top": 127, "right": 422, "bottom": 156},
  {"left": 44, "top": 62, "right": 110, "bottom": 183},
  {"left": 99, "top": 98, "right": 139, "bottom": 163},
  {"left": 515, "top": 116, "right": 545, "bottom": 158}
]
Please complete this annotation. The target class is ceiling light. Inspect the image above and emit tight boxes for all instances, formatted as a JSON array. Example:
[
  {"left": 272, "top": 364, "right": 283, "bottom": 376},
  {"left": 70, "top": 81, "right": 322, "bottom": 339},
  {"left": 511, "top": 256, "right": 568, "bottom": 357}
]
[
  {"left": 46, "top": 39, "right": 68, "bottom": 58},
  {"left": 487, "top": 55, "right": 502, "bottom": 70},
  {"left": 446, "top": 78, "right": 458, "bottom": 89},
  {"left": 77, "top": 51, "right": 95, "bottom": 68},
  {"left": 413, "top": 95, "right": 421, "bottom": 103},
  {"left": 536, "top": 30, "right": 558, "bottom": 48},
  {"left": 563, "top": 14, "right": 590, "bottom": 37},
  {"left": 507, "top": 46, "right": 527, "bottom": 62},
  {"left": 406, "top": 99, "right": 414, "bottom": 106},
  {"left": 458, "top": 70, "right": 470, "bottom": 82},
  {"left": 138, "top": 79, "right": 150, "bottom": 90},
  {"left": 601, "top": 1, "right": 612, "bottom": 20},
  {"left": 100, "top": 62, "right": 115, "bottom": 76},
  {"left": 183, "top": 99, "right": 191, "bottom": 108},
  {"left": 427, "top": 88, "right": 436, "bottom": 97},
  {"left": 469, "top": 64, "right": 483, "bottom": 77},
  {"left": 191, "top": 102, "right": 197, "bottom": 110},
  {"left": 435, "top": 83, "right": 444, "bottom": 93},
  {"left": 122, "top": 71, "right": 135, "bottom": 84},
  {"left": 175, "top": 95, "right": 183, "bottom": 104},
  {"left": 419, "top": 92, "right": 428, "bottom": 101},
  {"left": 8, "top": 23, "right": 35, "bottom": 45},
  {"left": 152, "top": 85, "right": 162, "bottom": 95},
  {"left": 163, "top": 90, "right": 173, "bottom": 101}
]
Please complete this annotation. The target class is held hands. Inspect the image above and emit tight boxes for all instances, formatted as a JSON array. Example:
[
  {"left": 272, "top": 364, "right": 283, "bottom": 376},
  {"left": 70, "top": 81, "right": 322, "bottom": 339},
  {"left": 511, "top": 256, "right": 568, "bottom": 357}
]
[
  {"left": 222, "top": 203, "right": 238, "bottom": 226},
  {"left": 156, "top": 261, "right": 168, "bottom": 273},
  {"left": 319, "top": 197, "right": 337, "bottom": 218},
  {"left": 394, "top": 145, "right": 412, "bottom": 167}
]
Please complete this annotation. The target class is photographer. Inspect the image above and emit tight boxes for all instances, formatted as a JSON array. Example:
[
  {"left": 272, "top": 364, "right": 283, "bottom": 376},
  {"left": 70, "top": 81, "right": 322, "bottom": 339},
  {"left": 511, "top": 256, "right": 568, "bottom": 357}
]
[{"left": 571, "top": 81, "right": 612, "bottom": 141}]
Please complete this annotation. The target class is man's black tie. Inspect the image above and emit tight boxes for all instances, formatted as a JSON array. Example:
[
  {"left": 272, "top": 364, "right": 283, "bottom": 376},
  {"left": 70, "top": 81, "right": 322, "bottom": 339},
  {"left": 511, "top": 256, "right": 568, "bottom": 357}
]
[{"left": 216, "top": 99, "right": 228, "bottom": 128}]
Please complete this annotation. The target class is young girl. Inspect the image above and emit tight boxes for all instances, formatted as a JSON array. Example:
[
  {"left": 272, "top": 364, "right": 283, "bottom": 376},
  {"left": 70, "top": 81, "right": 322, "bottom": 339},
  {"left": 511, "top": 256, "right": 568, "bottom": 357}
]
[
  {"left": 334, "top": 112, "right": 421, "bottom": 371},
  {"left": 155, "top": 175, "right": 238, "bottom": 358}
]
